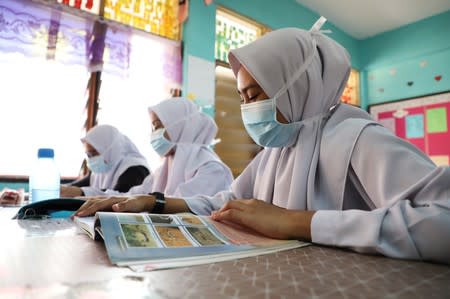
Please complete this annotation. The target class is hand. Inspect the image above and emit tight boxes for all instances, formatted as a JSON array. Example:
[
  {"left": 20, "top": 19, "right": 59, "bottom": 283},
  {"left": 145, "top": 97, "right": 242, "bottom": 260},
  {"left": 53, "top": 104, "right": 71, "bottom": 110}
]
[
  {"left": 0, "top": 188, "right": 24, "bottom": 205},
  {"left": 60, "top": 186, "right": 83, "bottom": 197},
  {"left": 75, "top": 195, "right": 155, "bottom": 217},
  {"left": 211, "top": 199, "right": 315, "bottom": 240}
]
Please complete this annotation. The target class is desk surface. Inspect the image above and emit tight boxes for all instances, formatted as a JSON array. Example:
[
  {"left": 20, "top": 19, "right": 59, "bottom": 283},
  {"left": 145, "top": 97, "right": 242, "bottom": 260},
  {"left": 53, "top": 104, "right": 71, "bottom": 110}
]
[{"left": 0, "top": 207, "right": 448, "bottom": 299}]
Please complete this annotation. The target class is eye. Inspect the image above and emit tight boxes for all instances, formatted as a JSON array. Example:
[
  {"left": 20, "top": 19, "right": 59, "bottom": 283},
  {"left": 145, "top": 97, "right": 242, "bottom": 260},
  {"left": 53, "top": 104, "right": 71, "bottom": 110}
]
[{"left": 247, "top": 94, "right": 259, "bottom": 103}]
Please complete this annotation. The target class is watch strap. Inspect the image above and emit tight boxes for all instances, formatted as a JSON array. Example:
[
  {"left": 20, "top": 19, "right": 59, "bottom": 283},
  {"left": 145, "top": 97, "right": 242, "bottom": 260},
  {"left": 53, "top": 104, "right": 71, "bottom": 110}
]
[{"left": 150, "top": 192, "right": 165, "bottom": 214}]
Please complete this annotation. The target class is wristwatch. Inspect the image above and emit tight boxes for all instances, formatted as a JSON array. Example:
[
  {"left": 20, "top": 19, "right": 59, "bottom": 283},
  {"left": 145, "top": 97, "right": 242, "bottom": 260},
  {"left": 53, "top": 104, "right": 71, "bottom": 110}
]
[{"left": 150, "top": 192, "right": 165, "bottom": 214}]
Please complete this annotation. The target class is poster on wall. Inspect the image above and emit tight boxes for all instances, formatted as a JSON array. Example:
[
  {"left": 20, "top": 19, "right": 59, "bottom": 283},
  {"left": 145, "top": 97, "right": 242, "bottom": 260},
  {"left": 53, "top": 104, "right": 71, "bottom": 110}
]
[
  {"left": 369, "top": 91, "right": 450, "bottom": 166},
  {"left": 341, "top": 69, "right": 360, "bottom": 106}
]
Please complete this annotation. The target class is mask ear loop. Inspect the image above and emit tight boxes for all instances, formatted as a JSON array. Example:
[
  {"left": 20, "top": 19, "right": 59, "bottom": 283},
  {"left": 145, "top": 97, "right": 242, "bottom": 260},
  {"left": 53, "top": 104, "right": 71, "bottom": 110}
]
[
  {"left": 270, "top": 16, "right": 330, "bottom": 126},
  {"left": 271, "top": 18, "right": 327, "bottom": 123}
]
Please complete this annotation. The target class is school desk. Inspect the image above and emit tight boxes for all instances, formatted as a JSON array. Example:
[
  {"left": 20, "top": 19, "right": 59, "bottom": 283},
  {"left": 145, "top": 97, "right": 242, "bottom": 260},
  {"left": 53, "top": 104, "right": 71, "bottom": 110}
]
[{"left": 0, "top": 207, "right": 448, "bottom": 299}]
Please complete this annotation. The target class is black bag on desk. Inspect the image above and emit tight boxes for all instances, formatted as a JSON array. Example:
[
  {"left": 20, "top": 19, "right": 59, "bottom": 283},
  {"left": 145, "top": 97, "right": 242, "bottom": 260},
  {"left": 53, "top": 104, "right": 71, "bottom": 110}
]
[{"left": 13, "top": 198, "right": 85, "bottom": 219}]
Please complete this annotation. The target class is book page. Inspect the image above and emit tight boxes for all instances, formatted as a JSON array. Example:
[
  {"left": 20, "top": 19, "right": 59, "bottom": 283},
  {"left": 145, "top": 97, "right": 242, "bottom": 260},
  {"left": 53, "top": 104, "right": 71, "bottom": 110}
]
[
  {"left": 73, "top": 216, "right": 97, "bottom": 239},
  {"left": 208, "top": 219, "right": 287, "bottom": 245},
  {"left": 95, "top": 212, "right": 309, "bottom": 268}
]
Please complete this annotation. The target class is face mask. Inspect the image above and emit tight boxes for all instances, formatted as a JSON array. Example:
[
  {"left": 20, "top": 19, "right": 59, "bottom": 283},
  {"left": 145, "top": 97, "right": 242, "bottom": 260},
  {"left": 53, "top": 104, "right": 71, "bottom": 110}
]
[
  {"left": 151, "top": 128, "right": 174, "bottom": 157},
  {"left": 241, "top": 98, "right": 303, "bottom": 147},
  {"left": 87, "top": 154, "right": 112, "bottom": 173}
]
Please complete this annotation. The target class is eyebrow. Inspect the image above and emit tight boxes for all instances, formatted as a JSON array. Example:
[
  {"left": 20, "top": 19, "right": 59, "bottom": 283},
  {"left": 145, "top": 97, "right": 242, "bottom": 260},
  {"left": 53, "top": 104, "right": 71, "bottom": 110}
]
[{"left": 237, "top": 83, "right": 260, "bottom": 94}]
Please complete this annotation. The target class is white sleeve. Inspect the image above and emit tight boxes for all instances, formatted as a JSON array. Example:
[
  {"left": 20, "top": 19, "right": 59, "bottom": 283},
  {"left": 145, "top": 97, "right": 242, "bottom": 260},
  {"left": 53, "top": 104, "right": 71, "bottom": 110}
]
[
  {"left": 311, "top": 125, "right": 450, "bottom": 264},
  {"left": 183, "top": 190, "right": 236, "bottom": 215},
  {"left": 172, "top": 162, "right": 233, "bottom": 198},
  {"left": 80, "top": 186, "right": 107, "bottom": 197}
]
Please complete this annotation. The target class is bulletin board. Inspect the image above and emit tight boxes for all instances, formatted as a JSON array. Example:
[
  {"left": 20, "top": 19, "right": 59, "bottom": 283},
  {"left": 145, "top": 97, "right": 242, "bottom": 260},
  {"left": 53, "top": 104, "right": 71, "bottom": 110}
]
[{"left": 369, "top": 91, "right": 450, "bottom": 166}]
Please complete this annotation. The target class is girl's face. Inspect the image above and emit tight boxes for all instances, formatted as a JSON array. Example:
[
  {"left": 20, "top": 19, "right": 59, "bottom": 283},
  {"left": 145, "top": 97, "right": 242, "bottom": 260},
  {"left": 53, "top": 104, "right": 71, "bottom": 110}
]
[
  {"left": 236, "top": 66, "right": 288, "bottom": 124},
  {"left": 149, "top": 110, "right": 175, "bottom": 156},
  {"left": 149, "top": 111, "right": 170, "bottom": 141},
  {"left": 236, "top": 66, "right": 268, "bottom": 105},
  {"left": 84, "top": 143, "right": 99, "bottom": 158}
]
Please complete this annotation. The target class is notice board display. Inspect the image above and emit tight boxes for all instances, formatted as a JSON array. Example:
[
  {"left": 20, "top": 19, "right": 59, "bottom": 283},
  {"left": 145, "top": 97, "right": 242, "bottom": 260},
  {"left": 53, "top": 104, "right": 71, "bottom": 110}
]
[{"left": 369, "top": 91, "right": 450, "bottom": 166}]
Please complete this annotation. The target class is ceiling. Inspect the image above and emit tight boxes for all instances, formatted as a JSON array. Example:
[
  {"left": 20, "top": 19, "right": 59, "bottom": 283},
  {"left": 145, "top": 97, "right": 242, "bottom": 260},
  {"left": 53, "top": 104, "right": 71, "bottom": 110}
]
[{"left": 296, "top": 0, "right": 450, "bottom": 39}]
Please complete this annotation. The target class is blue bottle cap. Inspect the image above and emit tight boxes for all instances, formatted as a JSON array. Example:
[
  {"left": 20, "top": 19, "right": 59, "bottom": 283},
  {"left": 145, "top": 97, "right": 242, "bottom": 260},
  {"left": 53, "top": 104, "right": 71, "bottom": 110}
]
[{"left": 38, "top": 148, "right": 55, "bottom": 158}]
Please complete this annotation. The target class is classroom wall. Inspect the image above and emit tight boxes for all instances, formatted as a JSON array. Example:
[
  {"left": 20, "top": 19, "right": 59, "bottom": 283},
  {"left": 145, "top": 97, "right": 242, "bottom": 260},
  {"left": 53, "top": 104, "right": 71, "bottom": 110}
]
[
  {"left": 0, "top": 182, "right": 28, "bottom": 192},
  {"left": 181, "top": 0, "right": 361, "bottom": 102},
  {"left": 182, "top": 2, "right": 449, "bottom": 113},
  {"left": 361, "top": 10, "right": 450, "bottom": 109}
]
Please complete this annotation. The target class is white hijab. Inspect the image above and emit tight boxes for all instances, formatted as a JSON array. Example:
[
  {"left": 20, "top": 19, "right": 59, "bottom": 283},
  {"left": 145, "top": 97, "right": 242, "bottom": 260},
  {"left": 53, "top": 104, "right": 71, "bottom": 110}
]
[
  {"left": 228, "top": 24, "right": 375, "bottom": 210},
  {"left": 145, "top": 97, "right": 233, "bottom": 196},
  {"left": 82, "top": 124, "right": 149, "bottom": 190}
]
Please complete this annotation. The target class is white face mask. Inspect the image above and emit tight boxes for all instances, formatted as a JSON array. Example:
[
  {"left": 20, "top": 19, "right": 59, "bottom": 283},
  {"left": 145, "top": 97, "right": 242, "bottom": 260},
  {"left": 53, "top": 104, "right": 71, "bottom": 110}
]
[
  {"left": 150, "top": 128, "right": 174, "bottom": 157},
  {"left": 86, "top": 154, "right": 111, "bottom": 173}
]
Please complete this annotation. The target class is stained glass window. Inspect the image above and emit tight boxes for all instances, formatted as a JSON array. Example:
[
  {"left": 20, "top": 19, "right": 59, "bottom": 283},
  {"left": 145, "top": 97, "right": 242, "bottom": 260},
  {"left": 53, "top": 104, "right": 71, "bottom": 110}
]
[
  {"left": 56, "top": 0, "right": 101, "bottom": 14},
  {"left": 341, "top": 69, "right": 361, "bottom": 106},
  {"left": 215, "top": 8, "right": 265, "bottom": 63},
  {"left": 55, "top": 0, "right": 180, "bottom": 40},
  {"left": 104, "top": 0, "right": 179, "bottom": 40}
]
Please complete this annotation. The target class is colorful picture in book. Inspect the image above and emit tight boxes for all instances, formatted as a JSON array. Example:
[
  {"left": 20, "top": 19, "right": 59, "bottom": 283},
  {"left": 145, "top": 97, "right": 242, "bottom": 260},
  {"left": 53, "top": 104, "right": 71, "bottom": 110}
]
[
  {"left": 117, "top": 214, "right": 146, "bottom": 223},
  {"left": 179, "top": 215, "right": 204, "bottom": 225},
  {"left": 121, "top": 224, "right": 159, "bottom": 247},
  {"left": 150, "top": 215, "right": 176, "bottom": 224},
  {"left": 186, "top": 227, "right": 226, "bottom": 246},
  {"left": 155, "top": 226, "right": 193, "bottom": 247},
  {"left": 369, "top": 91, "right": 450, "bottom": 166}
]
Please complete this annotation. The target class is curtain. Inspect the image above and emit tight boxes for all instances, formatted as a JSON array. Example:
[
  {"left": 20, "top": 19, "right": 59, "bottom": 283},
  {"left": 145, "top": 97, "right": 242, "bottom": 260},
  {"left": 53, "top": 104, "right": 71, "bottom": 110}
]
[{"left": 0, "top": 0, "right": 182, "bottom": 87}]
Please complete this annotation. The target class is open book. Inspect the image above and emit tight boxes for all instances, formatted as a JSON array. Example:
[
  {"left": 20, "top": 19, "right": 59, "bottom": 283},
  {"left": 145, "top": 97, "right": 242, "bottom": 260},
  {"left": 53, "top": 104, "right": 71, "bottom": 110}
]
[{"left": 74, "top": 212, "right": 310, "bottom": 271}]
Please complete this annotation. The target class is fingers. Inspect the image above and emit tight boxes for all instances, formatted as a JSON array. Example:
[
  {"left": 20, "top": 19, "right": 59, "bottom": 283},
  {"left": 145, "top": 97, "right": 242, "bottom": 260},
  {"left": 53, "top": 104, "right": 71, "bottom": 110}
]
[
  {"left": 211, "top": 208, "right": 248, "bottom": 227},
  {"left": 216, "top": 199, "right": 251, "bottom": 213},
  {"left": 212, "top": 199, "right": 256, "bottom": 222},
  {"left": 75, "top": 197, "right": 123, "bottom": 216}
]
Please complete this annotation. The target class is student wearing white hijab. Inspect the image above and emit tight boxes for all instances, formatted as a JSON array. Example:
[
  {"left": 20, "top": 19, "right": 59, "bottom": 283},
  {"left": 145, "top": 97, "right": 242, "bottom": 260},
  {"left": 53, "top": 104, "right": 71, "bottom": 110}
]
[
  {"left": 61, "top": 124, "right": 150, "bottom": 197},
  {"left": 86, "top": 97, "right": 233, "bottom": 198},
  {"left": 75, "top": 18, "right": 450, "bottom": 264}
]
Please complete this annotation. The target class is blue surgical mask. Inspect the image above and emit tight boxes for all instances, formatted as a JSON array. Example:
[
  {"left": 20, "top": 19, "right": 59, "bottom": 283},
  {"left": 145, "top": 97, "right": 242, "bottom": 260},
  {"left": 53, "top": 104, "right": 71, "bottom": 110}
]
[
  {"left": 151, "top": 128, "right": 174, "bottom": 157},
  {"left": 86, "top": 154, "right": 112, "bottom": 173},
  {"left": 241, "top": 98, "right": 303, "bottom": 148}
]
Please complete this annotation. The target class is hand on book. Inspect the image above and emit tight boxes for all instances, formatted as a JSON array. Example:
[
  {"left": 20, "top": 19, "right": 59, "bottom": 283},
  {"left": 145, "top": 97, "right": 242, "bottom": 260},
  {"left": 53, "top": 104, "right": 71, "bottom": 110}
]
[
  {"left": 75, "top": 195, "right": 154, "bottom": 217},
  {"left": 211, "top": 199, "right": 315, "bottom": 241}
]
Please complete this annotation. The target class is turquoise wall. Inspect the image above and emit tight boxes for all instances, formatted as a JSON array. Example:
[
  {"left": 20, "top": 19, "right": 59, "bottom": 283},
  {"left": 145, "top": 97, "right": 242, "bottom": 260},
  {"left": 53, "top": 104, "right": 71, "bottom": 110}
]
[
  {"left": 361, "top": 10, "right": 450, "bottom": 109},
  {"left": 0, "top": 182, "right": 28, "bottom": 192},
  {"left": 182, "top": 2, "right": 449, "bottom": 112},
  {"left": 181, "top": 0, "right": 361, "bottom": 95}
]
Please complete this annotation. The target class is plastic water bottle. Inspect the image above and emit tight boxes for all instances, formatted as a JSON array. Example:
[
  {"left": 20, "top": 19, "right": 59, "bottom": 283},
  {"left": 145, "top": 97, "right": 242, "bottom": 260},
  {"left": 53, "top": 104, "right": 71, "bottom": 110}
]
[{"left": 29, "top": 148, "right": 60, "bottom": 203}]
